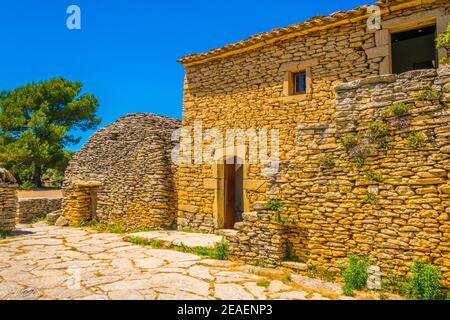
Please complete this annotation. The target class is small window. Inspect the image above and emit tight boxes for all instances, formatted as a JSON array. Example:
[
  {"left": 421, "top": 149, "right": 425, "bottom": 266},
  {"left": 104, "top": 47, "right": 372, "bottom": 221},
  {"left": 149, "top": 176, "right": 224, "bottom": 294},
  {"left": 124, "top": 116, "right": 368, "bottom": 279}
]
[
  {"left": 292, "top": 72, "right": 306, "bottom": 95},
  {"left": 391, "top": 25, "right": 437, "bottom": 74}
]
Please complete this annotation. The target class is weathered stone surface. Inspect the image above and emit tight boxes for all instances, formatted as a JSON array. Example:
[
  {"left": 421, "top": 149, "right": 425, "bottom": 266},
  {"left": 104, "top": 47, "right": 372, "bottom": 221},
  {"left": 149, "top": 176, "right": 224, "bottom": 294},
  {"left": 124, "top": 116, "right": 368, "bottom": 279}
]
[
  {"left": 0, "top": 224, "right": 364, "bottom": 300},
  {"left": 62, "top": 113, "right": 181, "bottom": 229},
  {"left": 18, "top": 198, "right": 62, "bottom": 224},
  {"left": 0, "top": 168, "right": 18, "bottom": 232},
  {"left": 214, "top": 284, "right": 254, "bottom": 300},
  {"left": 55, "top": 216, "right": 69, "bottom": 227}
]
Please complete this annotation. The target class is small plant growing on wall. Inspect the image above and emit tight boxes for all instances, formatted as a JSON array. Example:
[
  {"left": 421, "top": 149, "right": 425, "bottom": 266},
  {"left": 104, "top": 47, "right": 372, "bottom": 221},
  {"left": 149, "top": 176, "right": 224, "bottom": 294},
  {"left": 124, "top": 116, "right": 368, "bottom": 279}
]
[
  {"left": 436, "top": 22, "right": 450, "bottom": 65},
  {"left": 416, "top": 88, "right": 443, "bottom": 102},
  {"left": 341, "top": 255, "right": 371, "bottom": 297},
  {"left": 353, "top": 156, "right": 366, "bottom": 169},
  {"left": 368, "top": 121, "right": 390, "bottom": 149},
  {"left": 363, "top": 193, "right": 379, "bottom": 205},
  {"left": 265, "top": 199, "right": 284, "bottom": 223},
  {"left": 319, "top": 155, "right": 336, "bottom": 170},
  {"left": 364, "top": 171, "right": 385, "bottom": 183},
  {"left": 341, "top": 134, "right": 360, "bottom": 151},
  {"left": 406, "top": 131, "right": 428, "bottom": 149},
  {"left": 381, "top": 102, "right": 409, "bottom": 118}
]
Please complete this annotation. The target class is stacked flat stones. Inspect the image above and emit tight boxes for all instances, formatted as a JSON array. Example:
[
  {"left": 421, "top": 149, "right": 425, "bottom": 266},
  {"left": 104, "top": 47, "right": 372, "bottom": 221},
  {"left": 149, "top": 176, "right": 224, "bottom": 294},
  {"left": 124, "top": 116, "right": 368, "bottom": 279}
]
[
  {"left": 0, "top": 168, "right": 18, "bottom": 232},
  {"left": 63, "top": 113, "right": 181, "bottom": 230}
]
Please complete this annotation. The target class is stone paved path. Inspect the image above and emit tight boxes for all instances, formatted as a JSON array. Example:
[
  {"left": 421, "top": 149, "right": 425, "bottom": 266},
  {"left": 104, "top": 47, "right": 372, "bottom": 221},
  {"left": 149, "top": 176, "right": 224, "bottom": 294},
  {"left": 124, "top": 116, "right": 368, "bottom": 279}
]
[{"left": 0, "top": 223, "right": 353, "bottom": 300}]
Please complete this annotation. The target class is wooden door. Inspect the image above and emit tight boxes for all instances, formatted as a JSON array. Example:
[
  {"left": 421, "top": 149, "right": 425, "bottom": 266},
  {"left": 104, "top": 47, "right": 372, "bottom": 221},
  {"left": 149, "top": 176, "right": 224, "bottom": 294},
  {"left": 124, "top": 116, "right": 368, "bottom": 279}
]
[{"left": 224, "top": 161, "right": 236, "bottom": 229}]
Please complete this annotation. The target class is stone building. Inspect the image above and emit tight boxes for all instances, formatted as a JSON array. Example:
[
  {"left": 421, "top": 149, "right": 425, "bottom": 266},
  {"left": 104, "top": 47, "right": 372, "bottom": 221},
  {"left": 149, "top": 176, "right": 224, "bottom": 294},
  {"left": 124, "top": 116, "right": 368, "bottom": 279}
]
[
  {"left": 63, "top": 113, "right": 180, "bottom": 230},
  {"left": 177, "top": 0, "right": 450, "bottom": 285},
  {"left": 0, "top": 168, "right": 18, "bottom": 232}
]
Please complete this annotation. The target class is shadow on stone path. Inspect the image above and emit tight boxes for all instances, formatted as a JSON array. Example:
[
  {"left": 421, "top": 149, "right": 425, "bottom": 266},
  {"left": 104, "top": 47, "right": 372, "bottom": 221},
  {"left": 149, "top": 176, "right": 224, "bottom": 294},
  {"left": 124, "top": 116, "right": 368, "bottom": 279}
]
[{"left": 0, "top": 223, "right": 359, "bottom": 300}]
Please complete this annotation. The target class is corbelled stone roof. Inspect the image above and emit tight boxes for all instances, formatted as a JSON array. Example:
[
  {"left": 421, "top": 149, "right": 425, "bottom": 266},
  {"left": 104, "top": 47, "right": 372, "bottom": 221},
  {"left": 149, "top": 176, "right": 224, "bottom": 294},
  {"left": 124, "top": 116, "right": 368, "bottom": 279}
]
[
  {"left": 178, "top": 0, "right": 424, "bottom": 66},
  {"left": 0, "top": 168, "right": 16, "bottom": 185}
]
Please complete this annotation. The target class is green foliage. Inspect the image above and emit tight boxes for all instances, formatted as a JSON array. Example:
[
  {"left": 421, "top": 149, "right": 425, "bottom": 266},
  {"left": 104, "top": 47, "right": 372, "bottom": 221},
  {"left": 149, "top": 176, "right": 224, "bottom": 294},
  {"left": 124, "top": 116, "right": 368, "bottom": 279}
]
[
  {"left": 436, "top": 23, "right": 450, "bottom": 49},
  {"left": 213, "top": 239, "right": 229, "bottom": 260},
  {"left": 341, "top": 134, "right": 360, "bottom": 151},
  {"left": 129, "top": 236, "right": 229, "bottom": 260},
  {"left": 406, "top": 131, "right": 428, "bottom": 149},
  {"left": 265, "top": 199, "right": 284, "bottom": 212},
  {"left": 284, "top": 241, "right": 300, "bottom": 262},
  {"left": 368, "top": 121, "right": 389, "bottom": 139},
  {"left": 307, "top": 265, "right": 337, "bottom": 282},
  {"left": 382, "top": 102, "right": 409, "bottom": 118},
  {"left": 341, "top": 255, "right": 371, "bottom": 297},
  {"left": 41, "top": 168, "right": 65, "bottom": 187},
  {"left": 0, "top": 230, "right": 13, "bottom": 239},
  {"left": 416, "top": 89, "right": 442, "bottom": 102},
  {"left": 256, "top": 280, "right": 270, "bottom": 288},
  {"left": 271, "top": 213, "right": 298, "bottom": 226},
  {"left": 0, "top": 78, "right": 100, "bottom": 187},
  {"left": 363, "top": 193, "right": 379, "bottom": 205},
  {"left": 381, "top": 272, "right": 411, "bottom": 295},
  {"left": 391, "top": 102, "right": 409, "bottom": 117},
  {"left": 409, "top": 260, "right": 442, "bottom": 300},
  {"left": 129, "top": 236, "right": 163, "bottom": 248},
  {"left": 353, "top": 156, "right": 366, "bottom": 169},
  {"left": 319, "top": 155, "right": 336, "bottom": 170},
  {"left": 364, "top": 171, "right": 385, "bottom": 183}
]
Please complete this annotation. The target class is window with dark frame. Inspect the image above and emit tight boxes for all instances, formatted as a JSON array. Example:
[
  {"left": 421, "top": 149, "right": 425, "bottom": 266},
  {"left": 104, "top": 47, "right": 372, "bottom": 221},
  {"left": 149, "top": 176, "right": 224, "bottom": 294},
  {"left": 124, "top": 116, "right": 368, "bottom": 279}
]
[
  {"left": 292, "top": 72, "right": 306, "bottom": 95},
  {"left": 391, "top": 25, "right": 437, "bottom": 74}
]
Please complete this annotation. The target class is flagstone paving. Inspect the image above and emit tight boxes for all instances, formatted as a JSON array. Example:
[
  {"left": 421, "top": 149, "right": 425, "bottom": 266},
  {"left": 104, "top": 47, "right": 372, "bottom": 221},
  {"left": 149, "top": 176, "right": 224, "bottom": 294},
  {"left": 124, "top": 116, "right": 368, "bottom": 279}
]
[{"left": 0, "top": 223, "right": 366, "bottom": 300}]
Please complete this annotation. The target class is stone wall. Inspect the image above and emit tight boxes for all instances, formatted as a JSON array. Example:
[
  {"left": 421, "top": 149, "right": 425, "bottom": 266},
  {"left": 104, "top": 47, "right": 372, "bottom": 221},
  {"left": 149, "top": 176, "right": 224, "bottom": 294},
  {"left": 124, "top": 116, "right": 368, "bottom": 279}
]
[
  {"left": 178, "top": 1, "right": 450, "bottom": 232},
  {"left": 226, "top": 68, "right": 450, "bottom": 286},
  {"left": 0, "top": 169, "right": 18, "bottom": 232},
  {"left": 17, "top": 198, "right": 62, "bottom": 223},
  {"left": 63, "top": 113, "right": 181, "bottom": 230}
]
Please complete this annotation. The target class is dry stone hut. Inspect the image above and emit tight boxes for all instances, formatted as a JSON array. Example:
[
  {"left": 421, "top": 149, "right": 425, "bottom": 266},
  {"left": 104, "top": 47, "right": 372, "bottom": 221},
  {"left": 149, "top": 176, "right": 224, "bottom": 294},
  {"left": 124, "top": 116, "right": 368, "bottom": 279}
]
[
  {"left": 63, "top": 113, "right": 181, "bottom": 230},
  {"left": 0, "top": 168, "right": 18, "bottom": 232}
]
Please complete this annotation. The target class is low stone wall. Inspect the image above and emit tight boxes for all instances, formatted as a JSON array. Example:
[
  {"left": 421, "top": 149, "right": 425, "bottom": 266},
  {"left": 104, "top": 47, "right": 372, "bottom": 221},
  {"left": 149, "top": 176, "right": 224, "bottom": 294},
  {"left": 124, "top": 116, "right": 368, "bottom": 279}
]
[
  {"left": 17, "top": 197, "right": 62, "bottom": 223},
  {"left": 227, "top": 203, "right": 309, "bottom": 266},
  {"left": 227, "top": 210, "right": 285, "bottom": 265},
  {"left": 0, "top": 184, "right": 17, "bottom": 232}
]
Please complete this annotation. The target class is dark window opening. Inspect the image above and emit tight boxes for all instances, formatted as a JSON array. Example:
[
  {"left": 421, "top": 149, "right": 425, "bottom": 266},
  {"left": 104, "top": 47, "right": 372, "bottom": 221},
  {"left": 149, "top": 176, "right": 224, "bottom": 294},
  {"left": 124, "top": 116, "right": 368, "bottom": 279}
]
[
  {"left": 391, "top": 25, "right": 437, "bottom": 74},
  {"left": 292, "top": 72, "right": 306, "bottom": 95}
]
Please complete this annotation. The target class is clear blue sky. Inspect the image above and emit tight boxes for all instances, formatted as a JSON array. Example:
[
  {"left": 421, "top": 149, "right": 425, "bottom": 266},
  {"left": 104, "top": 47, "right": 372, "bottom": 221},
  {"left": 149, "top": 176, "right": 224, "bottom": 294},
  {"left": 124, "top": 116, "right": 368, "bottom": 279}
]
[{"left": 0, "top": 0, "right": 369, "bottom": 150}]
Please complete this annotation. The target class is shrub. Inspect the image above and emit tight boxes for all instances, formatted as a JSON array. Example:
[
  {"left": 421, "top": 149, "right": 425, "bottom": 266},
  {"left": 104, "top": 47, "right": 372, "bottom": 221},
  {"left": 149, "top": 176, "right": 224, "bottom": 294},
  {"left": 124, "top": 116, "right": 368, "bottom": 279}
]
[
  {"left": 406, "top": 131, "right": 428, "bottom": 149},
  {"left": 368, "top": 121, "right": 389, "bottom": 140},
  {"left": 364, "top": 171, "right": 385, "bottom": 183},
  {"left": 417, "top": 89, "right": 442, "bottom": 101},
  {"left": 409, "top": 260, "right": 442, "bottom": 300},
  {"left": 265, "top": 199, "right": 284, "bottom": 212},
  {"left": 353, "top": 156, "right": 366, "bottom": 169},
  {"left": 436, "top": 22, "right": 450, "bottom": 49},
  {"left": 213, "top": 239, "right": 229, "bottom": 260},
  {"left": 363, "top": 193, "right": 379, "bottom": 205},
  {"left": 389, "top": 102, "right": 409, "bottom": 118},
  {"left": 341, "top": 255, "right": 371, "bottom": 297},
  {"left": 341, "top": 134, "right": 360, "bottom": 151},
  {"left": 319, "top": 155, "right": 336, "bottom": 170}
]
